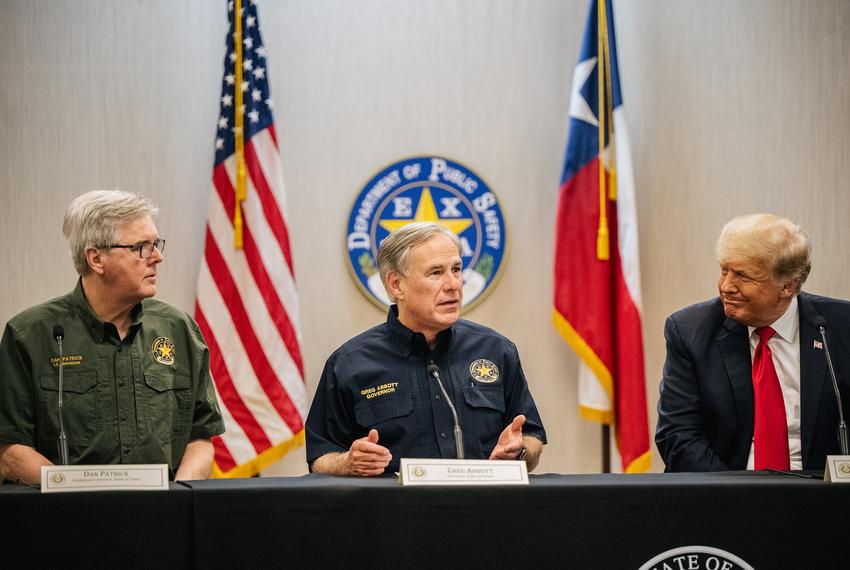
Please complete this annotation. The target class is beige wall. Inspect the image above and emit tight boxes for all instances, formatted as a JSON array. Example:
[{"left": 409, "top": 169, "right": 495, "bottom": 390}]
[{"left": 1, "top": 0, "right": 848, "bottom": 476}]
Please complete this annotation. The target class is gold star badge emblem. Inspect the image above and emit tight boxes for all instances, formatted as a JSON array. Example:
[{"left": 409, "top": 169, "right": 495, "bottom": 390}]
[
  {"left": 152, "top": 337, "right": 176, "bottom": 366},
  {"left": 469, "top": 359, "right": 499, "bottom": 383}
]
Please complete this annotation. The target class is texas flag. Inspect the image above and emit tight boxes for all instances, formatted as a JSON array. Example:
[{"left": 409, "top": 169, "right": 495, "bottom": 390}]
[{"left": 552, "top": 0, "right": 650, "bottom": 473}]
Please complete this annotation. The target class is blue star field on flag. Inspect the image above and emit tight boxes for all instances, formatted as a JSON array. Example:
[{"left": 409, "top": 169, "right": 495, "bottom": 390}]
[{"left": 214, "top": 0, "right": 275, "bottom": 166}]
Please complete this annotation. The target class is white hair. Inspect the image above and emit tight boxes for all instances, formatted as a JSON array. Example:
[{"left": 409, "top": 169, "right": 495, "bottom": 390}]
[
  {"left": 716, "top": 213, "right": 811, "bottom": 292},
  {"left": 376, "top": 222, "right": 462, "bottom": 302},
  {"left": 62, "top": 190, "right": 158, "bottom": 275}
]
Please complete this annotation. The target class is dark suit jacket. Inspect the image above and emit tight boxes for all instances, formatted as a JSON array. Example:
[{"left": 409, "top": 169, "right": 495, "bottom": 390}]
[{"left": 655, "top": 292, "right": 850, "bottom": 472}]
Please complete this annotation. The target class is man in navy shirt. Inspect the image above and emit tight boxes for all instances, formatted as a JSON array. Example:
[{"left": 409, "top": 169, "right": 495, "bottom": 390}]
[{"left": 306, "top": 222, "right": 546, "bottom": 475}]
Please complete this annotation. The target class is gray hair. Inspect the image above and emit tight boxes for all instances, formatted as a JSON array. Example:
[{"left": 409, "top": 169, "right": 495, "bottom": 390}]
[
  {"left": 62, "top": 190, "right": 159, "bottom": 275},
  {"left": 716, "top": 213, "right": 811, "bottom": 292},
  {"left": 377, "top": 222, "right": 462, "bottom": 301}
]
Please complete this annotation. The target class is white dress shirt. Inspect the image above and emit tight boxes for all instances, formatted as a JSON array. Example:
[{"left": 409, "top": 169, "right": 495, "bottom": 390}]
[{"left": 746, "top": 295, "right": 802, "bottom": 470}]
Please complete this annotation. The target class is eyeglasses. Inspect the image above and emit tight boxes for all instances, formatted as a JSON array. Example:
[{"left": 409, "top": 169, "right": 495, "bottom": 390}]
[{"left": 106, "top": 239, "right": 166, "bottom": 258}]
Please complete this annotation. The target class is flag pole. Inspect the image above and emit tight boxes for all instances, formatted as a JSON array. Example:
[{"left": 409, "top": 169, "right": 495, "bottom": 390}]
[
  {"left": 598, "top": 0, "right": 612, "bottom": 472},
  {"left": 233, "top": 0, "right": 247, "bottom": 249},
  {"left": 599, "top": 0, "right": 617, "bottom": 201},
  {"left": 595, "top": 0, "right": 609, "bottom": 262},
  {"left": 602, "top": 424, "right": 611, "bottom": 473}
]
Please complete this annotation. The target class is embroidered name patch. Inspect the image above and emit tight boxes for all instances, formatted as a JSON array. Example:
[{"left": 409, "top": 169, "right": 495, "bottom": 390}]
[
  {"left": 50, "top": 355, "right": 84, "bottom": 367},
  {"left": 360, "top": 382, "right": 399, "bottom": 400}
]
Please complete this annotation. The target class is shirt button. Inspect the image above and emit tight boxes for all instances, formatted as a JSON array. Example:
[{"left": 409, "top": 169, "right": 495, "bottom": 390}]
[
  {"left": 440, "top": 432, "right": 447, "bottom": 438},
  {"left": 123, "top": 446, "right": 131, "bottom": 454},
  {"left": 435, "top": 394, "right": 441, "bottom": 400},
  {"left": 118, "top": 379, "right": 125, "bottom": 386},
  {"left": 121, "top": 413, "right": 128, "bottom": 421}
]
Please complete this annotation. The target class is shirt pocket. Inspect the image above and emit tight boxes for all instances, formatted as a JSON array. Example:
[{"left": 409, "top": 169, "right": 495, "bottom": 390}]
[
  {"left": 462, "top": 385, "right": 506, "bottom": 414},
  {"left": 38, "top": 370, "right": 98, "bottom": 443},
  {"left": 142, "top": 371, "right": 192, "bottom": 440},
  {"left": 462, "top": 385, "right": 506, "bottom": 451},
  {"left": 354, "top": 393, "right": 415, "bottom": 427}
]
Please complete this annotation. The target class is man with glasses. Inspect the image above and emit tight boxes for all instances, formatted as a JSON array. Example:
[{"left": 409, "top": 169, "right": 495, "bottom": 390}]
[{"left": 0, "top": 190, "right": 224, "bottom": 484}]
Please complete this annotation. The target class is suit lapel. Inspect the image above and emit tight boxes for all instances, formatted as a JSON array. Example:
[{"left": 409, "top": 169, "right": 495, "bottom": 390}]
[
  {"left": 799, "top": 293, "right": 827, "bottom": 467},
  {"left": 717, "top": 316, "right": 754, "bottom": 460}
]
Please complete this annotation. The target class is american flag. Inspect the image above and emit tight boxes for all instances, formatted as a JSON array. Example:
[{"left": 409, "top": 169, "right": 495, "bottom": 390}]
[{"left": 195, "top": 0, "right": 307, "bottom": 477}]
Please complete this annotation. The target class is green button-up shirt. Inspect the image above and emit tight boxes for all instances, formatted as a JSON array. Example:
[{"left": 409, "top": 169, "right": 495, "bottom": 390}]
[{"left": 0, "top": 280, "right": 224, "bottom": 477}]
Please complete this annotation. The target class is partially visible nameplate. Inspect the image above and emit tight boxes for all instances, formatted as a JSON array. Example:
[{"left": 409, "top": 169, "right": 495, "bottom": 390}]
[
  {"left": 41, "top": 464, "right": 169, "bottom": 493},
  {"left": 824, "top": 455, "right": 850, "bottom": 483},
  {"left": 398, "top": 458, "right": 528, "bottom": 486}
]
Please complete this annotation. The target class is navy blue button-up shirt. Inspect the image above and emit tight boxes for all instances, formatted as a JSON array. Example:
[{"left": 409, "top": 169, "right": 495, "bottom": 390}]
[{"left": 306, "top": 306, "right": 546, "bottom": 473}]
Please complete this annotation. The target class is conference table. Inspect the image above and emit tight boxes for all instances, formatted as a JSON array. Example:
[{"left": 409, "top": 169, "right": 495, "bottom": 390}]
[{"left": 3, "top": 471, "right": 845, "bottom": 569}]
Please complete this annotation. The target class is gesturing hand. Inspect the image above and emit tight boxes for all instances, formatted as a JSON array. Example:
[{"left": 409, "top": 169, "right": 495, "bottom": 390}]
[
  {"left": 345, "top": 429, "right": 392, "bottom": 476},
  {"left": 489, "top": 415, "right": 526, "bottom": 460}
]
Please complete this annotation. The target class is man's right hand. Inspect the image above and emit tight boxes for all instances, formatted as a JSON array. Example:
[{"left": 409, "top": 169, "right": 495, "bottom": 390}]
[
  {"left": 0, "top": 443, "right": 52, "bottom": 485},
  {"left": 343, "top": 429, "right": 392, "bottom": 476}
]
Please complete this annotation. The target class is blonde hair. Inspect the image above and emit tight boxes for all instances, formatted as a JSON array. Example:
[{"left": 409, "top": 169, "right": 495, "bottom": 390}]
[
  {"left": 377, "top": 222, "right": 462, "bottom": 301},
  {"left": 716, "top": 213, "right": 811, "bottom": 292},
  {"left": 63, "top": 190, "right": 158, "bottom": 275}
]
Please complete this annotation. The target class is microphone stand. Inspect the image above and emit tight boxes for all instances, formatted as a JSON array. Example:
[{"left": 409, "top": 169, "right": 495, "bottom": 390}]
[
  {"left": 428, "top": 364, "right": 464, "bottom": 459},
  {"left": 55, "top": 331, "right": 69, "bottom": 465},
  {"left": 818, "top": 323, "right": 849, "bottom": 455}
]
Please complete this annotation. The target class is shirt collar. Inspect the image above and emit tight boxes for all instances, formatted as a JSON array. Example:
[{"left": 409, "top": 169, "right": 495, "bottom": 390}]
[
  {"left": 70, "top": 278, "right": 145, "bottom": 342},
  {"left": 748, "top": 294, "right": 799, "bottom": 343},
  {"left": 385, "top": 305, "right": 453, "bottom": 357}
]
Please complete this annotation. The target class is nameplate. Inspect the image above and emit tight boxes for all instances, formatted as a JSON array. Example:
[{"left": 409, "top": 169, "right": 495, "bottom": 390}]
[
  {"left": 41, "top": 464, "right": 169, "bottom": 493},
  {"left": 398, "top": 458, "right": 528, "bottom": 486},
  {"left": 824, "top": 455, "right": 850, "bottom": 483}
]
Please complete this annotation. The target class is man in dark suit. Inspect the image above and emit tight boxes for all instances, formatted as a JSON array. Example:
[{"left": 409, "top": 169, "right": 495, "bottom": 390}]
[{"left": 656, "top": 213, "right": 850, "bottom": 472}]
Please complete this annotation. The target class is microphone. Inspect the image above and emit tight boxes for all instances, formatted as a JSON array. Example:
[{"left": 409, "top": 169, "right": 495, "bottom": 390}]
[
  {"left": 815, "top": 316, "right": 849, "bottom": 455},
  {"left": 53, "top": 325, "right": 69, "bottom": 465},
  {"left": 427, "top": 362, "right": 464, "bottom": 459}
]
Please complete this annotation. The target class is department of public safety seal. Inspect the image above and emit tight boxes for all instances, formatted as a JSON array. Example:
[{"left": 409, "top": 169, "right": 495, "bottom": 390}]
[{"left": 345, "top": 156, "right": 506, "bottom": 311}]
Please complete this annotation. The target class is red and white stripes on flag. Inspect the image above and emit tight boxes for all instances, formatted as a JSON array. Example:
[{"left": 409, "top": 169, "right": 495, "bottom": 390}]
[{"left": 196, "top": 0, "right": 307, "bottom": 478}]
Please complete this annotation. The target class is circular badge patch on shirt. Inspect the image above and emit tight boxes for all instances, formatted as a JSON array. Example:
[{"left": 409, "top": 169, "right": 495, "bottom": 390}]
[
  {"left": 152, "top": 337, "right": 175, "bottom": 366},
  {"left": 345, "top": 156, "right": 507, "bottom": 311},
  {"left": 469, "top": 359, "right": 499, "bottom": 383}
]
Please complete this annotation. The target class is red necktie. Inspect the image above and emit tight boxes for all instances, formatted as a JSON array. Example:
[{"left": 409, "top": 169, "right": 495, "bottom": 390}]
[{"left": 752, "top": 326, "right": 790, "bottom": 470}]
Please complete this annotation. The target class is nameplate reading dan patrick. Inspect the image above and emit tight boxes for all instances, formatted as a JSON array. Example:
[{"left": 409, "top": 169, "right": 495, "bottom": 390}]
[
  {"left": 399, "top": 458, "right": 528, "bottom": 486},
  {"left": 40, "top": 464, "right": 169, "bottom": 493}
]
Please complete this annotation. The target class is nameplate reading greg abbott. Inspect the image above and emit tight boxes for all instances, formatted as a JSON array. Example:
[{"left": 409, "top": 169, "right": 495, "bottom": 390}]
[
  {"left": 41, "top": 464, "right": 169, "bottom": 493},
  {"left": 399, "top": 458, "right": 528, "bottom": 486}
]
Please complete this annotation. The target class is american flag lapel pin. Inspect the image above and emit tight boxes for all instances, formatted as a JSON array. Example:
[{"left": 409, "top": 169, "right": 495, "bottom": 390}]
[{"left": 814, "top": 339, "right": 823, "bottom": 350}]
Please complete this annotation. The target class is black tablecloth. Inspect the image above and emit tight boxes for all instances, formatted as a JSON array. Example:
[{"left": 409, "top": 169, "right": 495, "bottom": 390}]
[{"left": 3, "top": 471, "right": 845, "bottom": 569}]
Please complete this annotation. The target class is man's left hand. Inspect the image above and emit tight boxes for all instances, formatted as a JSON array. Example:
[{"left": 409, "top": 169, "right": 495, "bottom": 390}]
[{"left": 489, "top": 414, "right": 526, "bottom": 460}]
